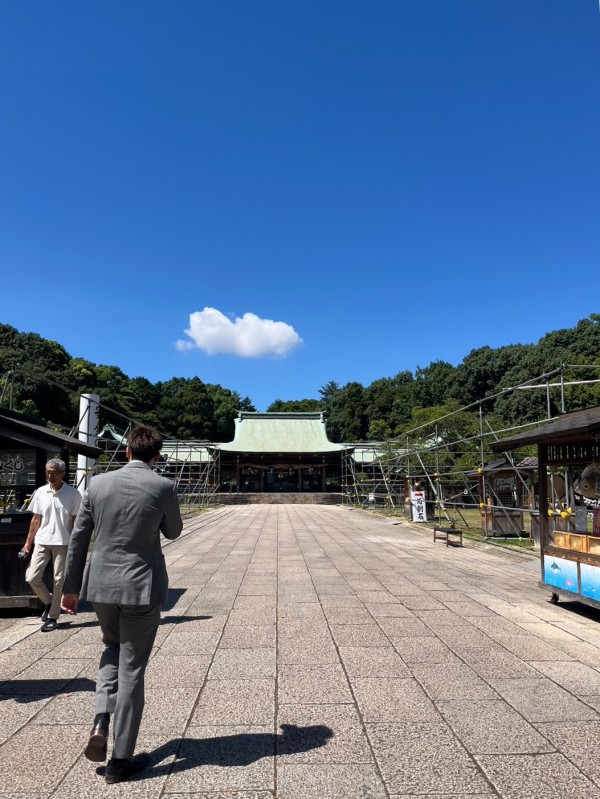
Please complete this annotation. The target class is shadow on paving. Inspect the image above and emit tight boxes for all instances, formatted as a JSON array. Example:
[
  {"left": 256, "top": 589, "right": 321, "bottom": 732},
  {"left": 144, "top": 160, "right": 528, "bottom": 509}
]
[
  {"left": 112, "top": 724, "right": 335, "bottom": 779},
  {"left": 163, "top": 588, "right": 187, "bottom": 611},
  {"left": 161, "top": 615, "right": 213, "bottom": 625},
  {"left": 0, "top": 677, "right": 96, "bottom": 701},
  {"left": 554, "top": 599, "right": 600, "bottom": 622}
]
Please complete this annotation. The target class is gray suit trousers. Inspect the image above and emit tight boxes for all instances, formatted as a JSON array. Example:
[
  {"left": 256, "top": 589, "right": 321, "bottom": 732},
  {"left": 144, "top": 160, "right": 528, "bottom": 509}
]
[{"left": 93, "top": 602, "right": 160, "bottom": 759}]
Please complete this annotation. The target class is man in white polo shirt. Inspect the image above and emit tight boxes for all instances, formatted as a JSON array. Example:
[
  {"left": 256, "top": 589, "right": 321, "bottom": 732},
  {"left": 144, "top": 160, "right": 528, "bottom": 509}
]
[{"left": 20, "top": 458, "right": 82, "bottom": 632}]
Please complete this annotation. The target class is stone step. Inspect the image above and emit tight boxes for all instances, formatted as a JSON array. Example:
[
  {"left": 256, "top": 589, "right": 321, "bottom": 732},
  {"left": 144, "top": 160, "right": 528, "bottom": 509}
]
[{"left": 217, "top": 492, "right": 342, "bottom": 505}]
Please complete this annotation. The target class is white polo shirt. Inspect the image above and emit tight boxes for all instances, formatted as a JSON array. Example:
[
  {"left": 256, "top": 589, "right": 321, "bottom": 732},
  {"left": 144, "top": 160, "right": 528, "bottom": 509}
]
[{"left": 29, "top": 482, "right": 82, "bottom": 546}]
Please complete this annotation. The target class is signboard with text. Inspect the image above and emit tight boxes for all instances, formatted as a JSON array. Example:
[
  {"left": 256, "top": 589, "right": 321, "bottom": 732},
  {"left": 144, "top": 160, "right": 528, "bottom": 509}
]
[{"left": 410, "top": 490, "right": 427, "bottom": 522}]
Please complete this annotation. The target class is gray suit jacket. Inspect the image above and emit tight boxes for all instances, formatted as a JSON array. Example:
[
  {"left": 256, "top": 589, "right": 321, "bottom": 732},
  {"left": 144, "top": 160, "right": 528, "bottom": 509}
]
[{"left": 63, "top": 461, "right": 183, "bottom": 605}]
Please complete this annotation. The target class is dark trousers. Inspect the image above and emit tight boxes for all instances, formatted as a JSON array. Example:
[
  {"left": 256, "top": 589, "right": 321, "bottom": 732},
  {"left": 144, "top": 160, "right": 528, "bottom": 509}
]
[{"left": 93, "top": 602, "right": 160, "bottom": 759}]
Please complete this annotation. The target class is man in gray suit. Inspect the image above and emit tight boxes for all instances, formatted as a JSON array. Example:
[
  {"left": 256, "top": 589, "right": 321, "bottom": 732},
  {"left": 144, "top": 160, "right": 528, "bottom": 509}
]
[{"left": 62, "top": 425, "right": 183, "bottom": 784}]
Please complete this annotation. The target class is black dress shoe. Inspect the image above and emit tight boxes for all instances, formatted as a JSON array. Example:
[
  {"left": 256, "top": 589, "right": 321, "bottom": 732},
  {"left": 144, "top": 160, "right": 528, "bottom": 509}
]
[
  {"left": 84, "top": 714, "right": 109, "bottom": 762},
  {"left": 105, "top": 753, "right": 149, "bottom": 784},
  {"left": 41, "top": 603, "right": 51, "bottom": 622}
]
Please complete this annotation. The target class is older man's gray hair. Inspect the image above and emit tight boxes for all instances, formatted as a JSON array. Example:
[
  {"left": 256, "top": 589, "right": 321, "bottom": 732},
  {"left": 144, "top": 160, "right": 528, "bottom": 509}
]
[{"left": 46, "top": 458, "right": 66, "bottom": 473}]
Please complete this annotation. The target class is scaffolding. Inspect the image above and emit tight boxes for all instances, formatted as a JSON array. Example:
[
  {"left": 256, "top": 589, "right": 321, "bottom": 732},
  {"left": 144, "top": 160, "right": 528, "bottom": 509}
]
[
  {"left": 158, "top": 442, "right": 220, "bottom": 506},
  {"left": 342, "top": 365, "right": 600, "bottom": 539},
  {"left": 3, "top": 362, "right": 600, "bottom": 518},
  {"left": 92, "top": 429, "right": 221, "bottom": 508}
]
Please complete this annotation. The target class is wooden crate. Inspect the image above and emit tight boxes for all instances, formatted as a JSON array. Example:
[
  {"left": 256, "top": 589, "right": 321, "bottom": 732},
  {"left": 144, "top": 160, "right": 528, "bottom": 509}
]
[
  {"left": 569, "top": 534, "right": 587, "bottom": 552},
  {"left": 587, "top": 536, "right": 600, "bottom": 556},
  {"left": 553, "top": 531, "right": 568, "bottom": 549}
]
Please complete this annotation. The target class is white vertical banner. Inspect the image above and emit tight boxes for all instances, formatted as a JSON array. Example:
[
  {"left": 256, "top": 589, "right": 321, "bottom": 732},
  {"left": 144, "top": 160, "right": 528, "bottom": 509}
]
[
  {"left": 76, "top": 393, "right": 100, "bottom": 492},
  {"left": 410, "top": 490, "right": 427, "bottom": 522}
]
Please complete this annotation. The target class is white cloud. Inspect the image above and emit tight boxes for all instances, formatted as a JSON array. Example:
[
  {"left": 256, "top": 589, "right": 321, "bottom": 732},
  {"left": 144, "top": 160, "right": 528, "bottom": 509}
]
[{"left": 176, "top": 307, "right": 303, "bottom": 358}]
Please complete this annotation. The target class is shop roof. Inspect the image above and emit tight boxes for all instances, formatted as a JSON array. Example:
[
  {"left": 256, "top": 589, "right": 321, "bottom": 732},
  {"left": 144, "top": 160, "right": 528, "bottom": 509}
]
[
  {"left": 0, "top": 408, "right": 102, "bottom": 458},
  {"left": 161, "top": 442, "right": 214, "bottom": 463},
  {"left": 218, "top": 412, "right": 347, "bottom": 454},
  {"left": 466, "top": 457, "right": 536, "bottom": 477},
  {"left": 492, "top": 406, "right": 600, "bottom": 451}
]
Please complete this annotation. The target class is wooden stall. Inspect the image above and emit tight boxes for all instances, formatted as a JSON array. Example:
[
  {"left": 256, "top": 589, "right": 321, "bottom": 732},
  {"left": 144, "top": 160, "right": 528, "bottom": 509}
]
[
  {"left": 0, "top": 408, "right": 101, "bottom": 608},
  {"left": 469, "top": 458, "right": 535, "bottom": 537},
  {"left": 492, "top": 406, "right": 600, "bottom": 607}
]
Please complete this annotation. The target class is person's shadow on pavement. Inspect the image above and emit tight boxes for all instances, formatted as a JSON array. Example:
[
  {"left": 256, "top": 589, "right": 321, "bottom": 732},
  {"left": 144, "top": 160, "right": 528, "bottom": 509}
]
[{"left": 125, "top": 724, "right": 334, "bottom": 778}]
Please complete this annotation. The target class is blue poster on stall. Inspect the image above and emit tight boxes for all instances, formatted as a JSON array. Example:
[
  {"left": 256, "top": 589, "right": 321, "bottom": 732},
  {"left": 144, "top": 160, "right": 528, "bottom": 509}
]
[
  {"left": 543, "top": 555, "right": 578, "bottom": 593},
  {"left": 580, "top": 563, "right": 600, "bottom": 602}
]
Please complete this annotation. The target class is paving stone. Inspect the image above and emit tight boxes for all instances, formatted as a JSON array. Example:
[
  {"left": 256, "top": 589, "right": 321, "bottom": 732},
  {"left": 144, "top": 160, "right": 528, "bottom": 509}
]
[
  {"left": 470, "top": 615, "right": 534, "bottom": 638},
  {"left": 144, "top": 654, "right": 211, "bottom": 689},
  {"left": 278, "top": 664, "right": 353, "bottom": 703},
  {"left": 395, "top": 594, "right": 445, "bottom": 610},
  {"left": 191, "top": 679, "right": 275, "bottom": 726},
  {"left": 208, "top": 649, "right": 276, "bottom": 679},
  {"left": 366, "top": 722, "right": 492, "bottom": 795},
  {"left": 493, "top": 633, "right": 576, "bottom": 661},
  {"left": 411, "top": 662, "right": 499, "bottom": 701},
  {"left": 58, "top": 735, "right": 192, "bottom": 796},
  {"left": 390, "top": 635, "right": 460, "bottom": 664},
  {"left": 350, "top": 677, "right": 439, "bottom": 722},
  {"left": 0, "top": 694, "right": 53, "bottom": 743},
  {"left": 363, "top": 602, "right": 413, "bottom": 617},
  {"left": 277, "top": 704, "right": 372, "bottom": 763},
  {"left": 30, "top": 689, "right": 92, "bottom": 724},
  {"left": 4, "top": 506, "right": 600, "bottom": 798},
  {"left": 353, "top": 591, "right": 398, "bottom": 603},
  {"left": 489, "top": 677, "right": 600, "bottom": 722},
  {"left": 460, "top": 647, "right": 541, "bottom": 679},
  {"left": 159, "top": 629, "right": 223, "bottom": 655},
  {"left": 536, "top": 720, "right": 600, "bottom": 785},
  {"left": 166, "top": 726, "right": 275, "bottom": 795},
  {"left": 337, "top": 646, "right": 411, "bottom": 678},
  {"left": 322, "top": 606, "right": 374, "bottom": 625},
  {"left": 219, "top": 624, "right": 276, "bottom": 649},
  {"left": 277, "top": 764, "right": 387, "bottom": 798},
  {"left": 530, "top": 660, "right": 600, "bottom": 695},
  {"left": 278, "top": 604, "right": 324, "bottom": 620},
  {"left": 0, "top": 723, "right": 85, "bottom": 792},
  {"left": 0, "top": 649, "right": 39, "bottom": 679},
  {"left": 476, "top": 752, "right": 600, "bottom": 799},
  {"left": 517, "top": 621, "right": 585, "bottom": 643},
  {"left": 389, "top": 795, "right": 494, "bottom": 798},
  {"left": 329, "top": 624, "right": 390, "bottom": 647},
  {"left": 376, "top": 617, "right": 434, "bottom": 638},
  {"left": 277, "top": 638, "right": 339, "bottom": 666},
  {"left": 0, "top": 658, "right": 89, "bottom": 695},
  {"left": 438, "top": 699, "right": 555, "bottom": 754}
]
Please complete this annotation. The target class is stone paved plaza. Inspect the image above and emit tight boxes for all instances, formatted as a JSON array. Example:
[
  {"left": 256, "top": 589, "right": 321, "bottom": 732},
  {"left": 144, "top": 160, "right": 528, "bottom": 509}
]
[{"left": 2, "top": 504, "right": 600, "bottom": 798}]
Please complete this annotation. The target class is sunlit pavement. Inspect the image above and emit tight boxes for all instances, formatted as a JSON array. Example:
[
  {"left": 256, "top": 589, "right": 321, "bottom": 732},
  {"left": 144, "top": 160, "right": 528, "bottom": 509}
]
[{"left": 2, "top": 504, "right": 600, "bottom": 798}]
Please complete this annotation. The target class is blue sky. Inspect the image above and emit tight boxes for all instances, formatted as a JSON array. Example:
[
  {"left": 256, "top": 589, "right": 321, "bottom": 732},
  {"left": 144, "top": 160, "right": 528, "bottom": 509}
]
[{"left": 1, "top": 1, "right": 599, "bottom": 411}]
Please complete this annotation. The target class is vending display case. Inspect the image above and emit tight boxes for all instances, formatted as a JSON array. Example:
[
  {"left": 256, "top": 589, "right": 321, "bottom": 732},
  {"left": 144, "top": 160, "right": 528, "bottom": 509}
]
[{"left": 492, "top": 406, "right": 600, "bottom": 609}]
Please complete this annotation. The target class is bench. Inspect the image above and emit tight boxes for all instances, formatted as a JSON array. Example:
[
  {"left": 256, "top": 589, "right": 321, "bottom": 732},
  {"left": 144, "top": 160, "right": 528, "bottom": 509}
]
[{"left": 433, "top": 526, "right": 463, "bottom": 547}]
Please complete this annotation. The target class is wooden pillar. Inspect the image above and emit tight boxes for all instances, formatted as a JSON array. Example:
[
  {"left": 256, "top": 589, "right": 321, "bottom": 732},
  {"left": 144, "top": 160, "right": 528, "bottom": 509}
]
[{"left": 538, "top": 444, "right": 548, "bottom": 557}]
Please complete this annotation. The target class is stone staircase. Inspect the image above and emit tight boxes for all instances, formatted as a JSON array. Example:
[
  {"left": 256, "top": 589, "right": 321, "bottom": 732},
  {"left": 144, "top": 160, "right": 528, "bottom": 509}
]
[{"left": 217, "top": 492, "right": 343, "bottom": 505}]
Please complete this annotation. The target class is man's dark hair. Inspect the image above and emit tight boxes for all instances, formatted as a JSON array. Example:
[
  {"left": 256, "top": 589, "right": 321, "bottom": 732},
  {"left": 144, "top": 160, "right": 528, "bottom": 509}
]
[{"left": 127, "top": 425, "right": 163, "bottom": 463}]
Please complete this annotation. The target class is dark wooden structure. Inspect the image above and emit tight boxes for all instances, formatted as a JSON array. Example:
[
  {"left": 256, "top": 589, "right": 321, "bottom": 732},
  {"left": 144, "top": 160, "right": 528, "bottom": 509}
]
[
  {"left": 0, "top": 408, "right": 101, "bottom": 608},
  {"left": 468, "top": 458, "right": 536, "bottom": 537},
  {"left": 492, "top": 406, "right": 600, "bottom": 607}
]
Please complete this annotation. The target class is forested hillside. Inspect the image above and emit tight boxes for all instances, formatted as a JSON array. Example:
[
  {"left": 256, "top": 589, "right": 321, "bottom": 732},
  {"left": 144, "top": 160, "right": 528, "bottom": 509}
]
[{"left": 1, "top": 316, "right": 600, "bottom": 443}]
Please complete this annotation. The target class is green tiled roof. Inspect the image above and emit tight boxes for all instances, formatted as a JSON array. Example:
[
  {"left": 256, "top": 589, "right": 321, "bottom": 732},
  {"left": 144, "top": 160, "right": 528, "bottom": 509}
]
[{"left": 218, "top": 412, "right": 346, "bottom": 454}]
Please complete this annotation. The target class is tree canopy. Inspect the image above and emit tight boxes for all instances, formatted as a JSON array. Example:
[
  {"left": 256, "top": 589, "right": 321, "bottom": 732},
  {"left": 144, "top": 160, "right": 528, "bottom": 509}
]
[{"left": 1, "top": 315, "right": 599, "bottom": 443}]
